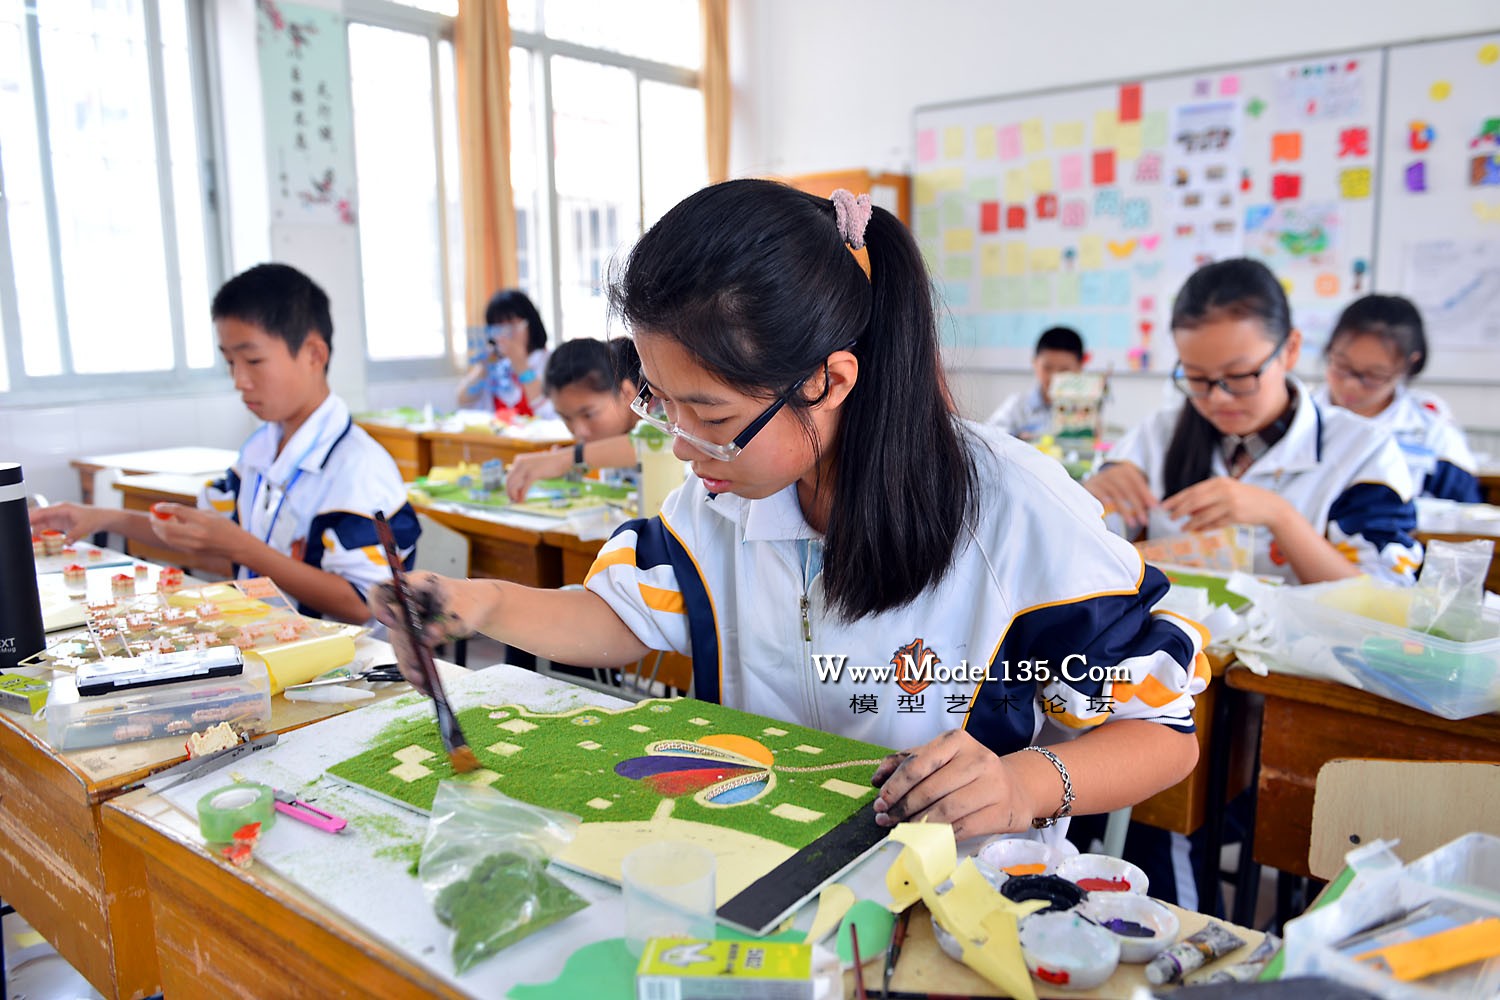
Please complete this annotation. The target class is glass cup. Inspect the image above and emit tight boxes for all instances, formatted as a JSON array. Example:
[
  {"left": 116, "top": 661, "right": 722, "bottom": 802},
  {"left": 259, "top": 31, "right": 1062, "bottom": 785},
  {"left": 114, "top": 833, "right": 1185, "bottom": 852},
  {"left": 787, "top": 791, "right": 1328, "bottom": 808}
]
[{"left": 621, "top": 841, "right": 716, "bottom": 956}]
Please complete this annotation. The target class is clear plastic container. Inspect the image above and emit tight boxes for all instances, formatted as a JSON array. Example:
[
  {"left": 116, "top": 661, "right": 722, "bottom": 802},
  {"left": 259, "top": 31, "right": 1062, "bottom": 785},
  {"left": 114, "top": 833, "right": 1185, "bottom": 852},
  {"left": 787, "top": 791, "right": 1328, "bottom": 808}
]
[{"left": 46, "top": 658, "right": 271, "bottom": 750}]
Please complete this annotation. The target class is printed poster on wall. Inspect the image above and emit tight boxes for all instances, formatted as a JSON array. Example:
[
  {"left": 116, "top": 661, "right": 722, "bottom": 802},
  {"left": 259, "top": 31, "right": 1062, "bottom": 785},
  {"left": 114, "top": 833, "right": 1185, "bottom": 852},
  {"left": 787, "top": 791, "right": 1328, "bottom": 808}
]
[
  {"left": 1164, "top": 100, "right": 1243, "bottom": 280},
  {"left": 1402, "top": 239, "right": 1500, "bottom": 350},
  {"left": 258, "top": 0, "right": 357, "bottom": 225}
]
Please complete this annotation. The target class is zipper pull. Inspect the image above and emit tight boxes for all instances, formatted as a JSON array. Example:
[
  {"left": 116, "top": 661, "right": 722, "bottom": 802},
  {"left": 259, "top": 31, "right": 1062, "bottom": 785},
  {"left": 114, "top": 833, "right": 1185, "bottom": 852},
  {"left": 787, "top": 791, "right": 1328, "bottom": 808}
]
[{"left": 799, "top": 595, "right": 812, "bottom": 642}]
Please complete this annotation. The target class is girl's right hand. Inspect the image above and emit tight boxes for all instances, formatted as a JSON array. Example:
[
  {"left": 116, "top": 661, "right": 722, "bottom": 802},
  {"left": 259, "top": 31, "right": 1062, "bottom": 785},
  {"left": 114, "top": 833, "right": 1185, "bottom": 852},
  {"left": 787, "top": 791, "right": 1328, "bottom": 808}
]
[
  {"left": 367, "top": 571, "right": 481, "bottom": 691},
  {"left": 1083, "top": 462, "right": 1158, "bottom": 529},
  {"left": 505, "top": 448, "right": 573, "bottom": 502}
]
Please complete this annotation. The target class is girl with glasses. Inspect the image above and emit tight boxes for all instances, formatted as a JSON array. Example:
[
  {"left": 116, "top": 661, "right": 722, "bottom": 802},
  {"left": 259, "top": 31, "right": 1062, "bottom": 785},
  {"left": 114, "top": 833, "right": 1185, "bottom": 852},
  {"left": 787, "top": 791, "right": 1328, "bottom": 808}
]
[
  {"left": 1315, "top": 295, "right": 1480, "bottom": 502},
  {"left": 372, "top": 179, "right": 1208, "bottom": 844},
  {"left": 1085, "top": 258, "right": 1421, "bottom": 586}
]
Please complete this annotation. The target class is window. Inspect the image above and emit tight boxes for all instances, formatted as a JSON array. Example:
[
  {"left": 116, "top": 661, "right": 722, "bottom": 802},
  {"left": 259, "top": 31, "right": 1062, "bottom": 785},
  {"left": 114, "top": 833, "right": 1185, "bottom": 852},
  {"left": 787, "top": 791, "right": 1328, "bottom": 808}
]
[
  {"left": 510, "top": 0, "right": 706, "bottom": 342},
  {"left": 347, "top": 6, "right": 462, "bottom": 368},
  {"left": 0, "top": 0, "right": 223, "bottom": 396}
]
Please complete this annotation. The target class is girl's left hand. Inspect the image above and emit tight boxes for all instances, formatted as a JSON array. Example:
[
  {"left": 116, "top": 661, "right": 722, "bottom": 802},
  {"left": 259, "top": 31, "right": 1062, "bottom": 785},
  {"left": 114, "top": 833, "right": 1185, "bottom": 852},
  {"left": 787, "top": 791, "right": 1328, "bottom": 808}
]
[
  {"left": 870, "top": 730, "right": 1036, "bottom": 840},
  {"left": 1160, "top": 476, "right": 1289, "bottom": 532}
]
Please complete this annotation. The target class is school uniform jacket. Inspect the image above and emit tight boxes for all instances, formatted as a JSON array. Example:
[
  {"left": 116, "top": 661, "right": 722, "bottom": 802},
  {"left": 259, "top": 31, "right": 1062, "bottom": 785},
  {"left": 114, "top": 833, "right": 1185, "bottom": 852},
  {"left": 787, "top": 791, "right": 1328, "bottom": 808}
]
[
  {"left": 1313, "top": 384, "right": 1481, "bottom": 503},
  {"left": 199, "top": 393, "right": 421, "bottom": 618},
  {"left": 985, "top": 385, "right": 1051, "bottom": 440},
  {"left": 585, "top": 422, "right": 1207, "bottom": 764},
  {"left": 1111, "top": 378, "right": 1421, "bottom": 584}
]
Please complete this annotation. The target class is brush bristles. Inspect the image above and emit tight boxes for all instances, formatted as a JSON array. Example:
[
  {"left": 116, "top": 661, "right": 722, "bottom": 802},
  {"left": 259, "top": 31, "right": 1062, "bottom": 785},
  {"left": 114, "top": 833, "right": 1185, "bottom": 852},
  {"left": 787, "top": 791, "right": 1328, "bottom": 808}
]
[{"left": 449, "top": 745, "right": 479, "bottom": 774}]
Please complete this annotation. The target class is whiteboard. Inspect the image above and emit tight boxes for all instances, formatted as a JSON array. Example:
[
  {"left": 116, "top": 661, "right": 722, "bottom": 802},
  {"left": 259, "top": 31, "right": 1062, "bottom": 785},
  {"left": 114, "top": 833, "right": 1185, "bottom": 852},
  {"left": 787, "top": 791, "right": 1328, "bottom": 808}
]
[{"left": 1375, "top": 32, "right": 1500, "bottom": 380}]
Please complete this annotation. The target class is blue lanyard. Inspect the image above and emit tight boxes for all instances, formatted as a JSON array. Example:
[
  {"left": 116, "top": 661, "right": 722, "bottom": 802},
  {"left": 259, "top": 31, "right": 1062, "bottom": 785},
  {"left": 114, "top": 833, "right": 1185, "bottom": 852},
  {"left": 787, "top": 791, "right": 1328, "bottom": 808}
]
[{"left": 245, "top": 422, "right": 329, "bottom": 570}]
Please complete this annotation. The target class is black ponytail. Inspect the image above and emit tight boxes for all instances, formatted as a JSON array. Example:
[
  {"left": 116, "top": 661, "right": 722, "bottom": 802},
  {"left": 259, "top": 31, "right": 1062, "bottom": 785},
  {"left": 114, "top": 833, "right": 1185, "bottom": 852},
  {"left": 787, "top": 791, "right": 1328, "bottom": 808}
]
[
  {"left": 611, "top": 179, "right": 978, "bottom": 621},
  {"left": 1163, "top": 258, "right": 1291, "bottom": 497}
]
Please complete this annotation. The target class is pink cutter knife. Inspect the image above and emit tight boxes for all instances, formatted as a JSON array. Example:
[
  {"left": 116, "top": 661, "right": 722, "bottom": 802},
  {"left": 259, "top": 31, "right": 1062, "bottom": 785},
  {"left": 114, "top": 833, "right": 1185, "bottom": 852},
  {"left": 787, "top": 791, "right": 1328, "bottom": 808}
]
[{"left": 272, "top": 789, "right": 348, "bottom": 833}]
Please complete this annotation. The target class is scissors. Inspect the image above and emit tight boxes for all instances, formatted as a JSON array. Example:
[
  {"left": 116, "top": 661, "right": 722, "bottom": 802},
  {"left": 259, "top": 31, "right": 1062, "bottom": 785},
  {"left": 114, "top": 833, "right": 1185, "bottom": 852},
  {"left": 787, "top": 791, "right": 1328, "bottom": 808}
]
[{"left": 284, "top": 664, "right": 406, "bottom": 691}]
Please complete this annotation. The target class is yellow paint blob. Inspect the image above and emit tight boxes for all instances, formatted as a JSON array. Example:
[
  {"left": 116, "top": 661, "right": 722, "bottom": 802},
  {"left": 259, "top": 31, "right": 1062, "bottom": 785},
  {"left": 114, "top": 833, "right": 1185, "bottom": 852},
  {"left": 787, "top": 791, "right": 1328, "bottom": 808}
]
[
  {"left": 1430, "top": 80, "right": 1453, "bottom": 101},
  {"left": 1479, "top": 43, "right": 1499, "bottom": 65}
]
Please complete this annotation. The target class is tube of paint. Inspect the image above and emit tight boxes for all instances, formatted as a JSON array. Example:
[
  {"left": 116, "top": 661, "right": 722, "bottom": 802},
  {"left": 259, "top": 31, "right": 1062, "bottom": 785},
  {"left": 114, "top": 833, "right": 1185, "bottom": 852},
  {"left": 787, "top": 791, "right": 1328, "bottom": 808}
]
[
  {"left": 1145, "top": 921, "right": 1246, "bottom": 985},
  {"left": 1195, "top": 933, "right": 1281, "bottom": 984}
]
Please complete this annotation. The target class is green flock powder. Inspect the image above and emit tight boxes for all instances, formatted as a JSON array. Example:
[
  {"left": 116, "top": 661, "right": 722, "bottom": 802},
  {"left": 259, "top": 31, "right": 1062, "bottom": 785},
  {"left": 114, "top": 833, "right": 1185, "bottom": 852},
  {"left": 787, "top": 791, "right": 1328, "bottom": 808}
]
[{"left": 434, "top": 851, "right": 587, "bottom": 972}]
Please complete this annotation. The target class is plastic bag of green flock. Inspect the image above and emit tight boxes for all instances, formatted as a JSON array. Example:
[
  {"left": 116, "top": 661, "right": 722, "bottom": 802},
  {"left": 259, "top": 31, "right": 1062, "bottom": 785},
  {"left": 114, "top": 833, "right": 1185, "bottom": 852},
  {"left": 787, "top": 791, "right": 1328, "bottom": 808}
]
[{"left": 418, "top": 781, "right": 589, "bottom": 972}]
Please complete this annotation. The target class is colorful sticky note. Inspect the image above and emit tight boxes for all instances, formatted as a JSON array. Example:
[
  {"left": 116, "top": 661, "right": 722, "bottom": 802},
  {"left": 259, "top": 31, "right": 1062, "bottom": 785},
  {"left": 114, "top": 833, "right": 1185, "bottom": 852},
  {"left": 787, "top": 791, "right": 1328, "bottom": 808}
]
[
  {"left": 1193, "top": 78, "right": 1211, "bottom": 98},
  {"left": 915, "top": 206, "right": 939, "bottom": 239},
  {"left": 1405, "top": 161, "right": 1428, "bottom": 193},
  {"left": 1056, "top": 272, "right": 1081, "bottom": 307},
  {"left": 914, "top": 174, "right": 939, "bottom": 207},
  {"left": 1059, "top": 154, "right": 1084, "bottom": 191},
  {"left": 1093, "top": 109, "right": 1118, "bottom": 147},
  {"left": 1430, "top": 80, "right": 1452, "bottom": 101},
  {"left": 1053, "top": 121, "right": 1085, "bottom": 148},
  {"left": 1271, "top": 173, "right": 1302, "bottom": 201},
  {"left": 1004, "top": 169, "right": 1027, "bottom": 203},
  {"left": 1271, "top": 132, "right": 1302, "bottom": 162},
  {"left": 1092, "top": 150, "right": 1116, "bottom": 185},
  {"left": 943, "top": 255, "right": 973, "bottom": 280},
  {"left": 1028, "top": 274, "right": 1053, "bottom": 308},
  {"left": 1117, "top": 122, "right": 1143, "bottom": 161},
  {"left": 1020, "top": 118, "right": 1045, "bottom": 155},
  {"left": 1118, "top": 83, "right": 1142, "bottom": 123},
  {"left": 1027, "top": 159, "right": 1055, "bottom": 192},
  {"left": 979, "top": 201, "right": 1001, "bottom": 233},
  {"left": 1315, "top": 273, "right": 1340, "bottom": 297},
  {"left": 1079, "top": 271, "right": 1106, "bottom": 306},
  {"left": 1481, "top": 43, "right": 1499, "bottom": 65},
  {"left": 1474, "top": 201, "right": 1500, "bottom": 223},
  {"left": 1078, "top": 234, "right": 1104, "bottom": 271},
  {"left": 997, "top": 124, "right": 1022, "bottom": 161},
  {"left": 1060, "top": 199, "right": 1087, "bottom": 229},
  {"left": 1000, "top": 277, "right": 1026, "bottom": 309},
  {"left": 1030, "top": 246, "right": 1062, "bottom": 272},
  {"left": 1134, "top": 153, "right": 1163, "bottom": 184},
  {"left": 1338, "top": 126, "right": 1370, "bottom": 158},
  {"left": 1339, "top": 166, "right": 1372, "bottom": 199},
  {"left": 941, "top": 195, "right": 966, "bottom": 227},
  {"left": 1408, "top": 120, "right": 1435, "bottom": 151},
  {"left": 980, "top": 243, "right": 1005, "bottom": 277},
  {"left": 1094, "top": 188, "right": 1121, "bottom": 217},
  {"left": 1141, "top": 111, "right": 1168, "bottom": 148},
  {"left": 917, "top": 129, "right": 937, "bottom": 163},
  {"left": 1035, "top": 193, "right": 1059, "bottom": 220},
  {"left": 1219, "top": 74, "right": 1240, "bottom": 96},
  {"left": 968, "top": 177, "right": 999, "bottom": 201},
  {"left": 1106, "top": 270, "right": 1131, "bottom": 306},
  {"left": 1244, "top": 204, "right": 1272, "bottom": 232},
  {"left": 1003, "top": 242, "right": 1027, "bottom": 276},
  {"left": 974, "top": 126, "right": 997, "bottom": 160},
  {"left": 1005, "top": 204, "right": 1027, "bottom": 230},
  {"left": 944, "top": 228, "right": 975, "bottom": 253},
  {"left": 943, "top": 127, "right": 965, "bottom": 160},
  {"left": 980, "top": 278, "right": 1006, "bottom": 310},
  {"left": 1122, "top": 197, "right": 1151, "bottom": 230}
]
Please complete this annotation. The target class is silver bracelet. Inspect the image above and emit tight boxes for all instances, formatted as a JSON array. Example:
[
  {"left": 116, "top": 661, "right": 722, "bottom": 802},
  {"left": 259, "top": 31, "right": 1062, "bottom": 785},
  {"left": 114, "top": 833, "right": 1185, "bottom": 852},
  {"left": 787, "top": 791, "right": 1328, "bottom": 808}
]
[{"left": 1022, "top": 745, "right": 1074, "bottom": 829}]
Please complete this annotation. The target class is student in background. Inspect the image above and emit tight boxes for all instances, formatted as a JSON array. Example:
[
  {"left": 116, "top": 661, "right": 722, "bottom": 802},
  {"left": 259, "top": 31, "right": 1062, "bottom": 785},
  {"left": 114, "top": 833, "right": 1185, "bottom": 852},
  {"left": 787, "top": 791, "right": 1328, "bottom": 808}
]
[
  {"left": 32, "top": 264, "right": 419, "bottom": 623},
  {"left": 1316, "top": 294, "right": 1481, "bottom": 502},
  {"left": 457, "top": 289, "right": 553, "bottom": 418},
  {"left": 986, "top": 326, "right": 1085, "bottom": 440},
  {"left": 371, "top": 179, "right": 1207, "bottom": 844},
  {"left": 504, "top": 338, "right": 644, "bottom": 501},
  {"left": 1086, "top": 258, "right": 1420, "bottom": 586}
]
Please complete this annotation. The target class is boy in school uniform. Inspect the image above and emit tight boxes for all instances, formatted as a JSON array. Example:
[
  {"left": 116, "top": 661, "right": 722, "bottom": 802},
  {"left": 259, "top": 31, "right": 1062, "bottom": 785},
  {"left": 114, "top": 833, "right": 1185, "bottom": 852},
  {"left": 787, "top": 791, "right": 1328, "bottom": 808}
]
[
  {"left": 31, "top": 263, "right": 420, "bottom": 624},
  {"left": 985, "top": 326, "right": 1086, "bottom": 440}
]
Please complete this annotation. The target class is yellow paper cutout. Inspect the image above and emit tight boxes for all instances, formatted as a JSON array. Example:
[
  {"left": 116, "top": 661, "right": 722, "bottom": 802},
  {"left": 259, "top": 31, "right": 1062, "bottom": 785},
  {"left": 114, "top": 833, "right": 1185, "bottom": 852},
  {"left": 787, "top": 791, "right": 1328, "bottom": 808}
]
[
  {"left": 1339, "top": 166, "right": 1373, "bottom": 200},
  {"left": 1020, "top": 118, "right": 1045, "bottom": 155},
  {"left": 1003, "top": 168, "right": 1027, "bottom": 203},
  {"left": 914, "top": 175, "right": 939, "bottom": 206},
  {"left": 1475, "top": 202, "right": 1500, "bottom": 223},
  {"left": 1003, "top": 242, "right": 1027, "bottom": 276},
  {"left": 1430, "top": 80, "right": 1452, "bottom": 101},
  {"left": 944, "top": 228, "right": 975, "bottom": 254},
  {"left": 1315, "top": 272, "right": 1340, "bottom": 297},
  {"left": 1094, "top": 109, "right": 1118, "bottom": 147},
  {"left": 980, "top": 243, "right": 1005, "bottom": 277},
  {"left": 1029, "top": 246, "right": 1062, "bottom": 272},
  {"left": 1078, "top": 234, "right": 1104, "bottom": 271},
  {"left": 1481, "top": 43, "right": 1500, "bottom": 65},
  {"left": 803, "top": 883, "right": 856, "bottom": 944},
  {"left": 974, "top": 125, "right": 997, "bottom": 160},
  {"left": 943, "top": 126, "right": 965, "bottom": 159},
  {"left": 1108, "top": 238, "right": 1138, "bottom": 259},
  {"left": 1053, "top": 120, "right": 1085, "bottom": 148},
  {"left": 886, "top": 822, "right": 954, "bottom": 910},
  {"left": 1026, "top": 158, "right": 1055, "bottom": 193},
  {"left": 1117, "top": 121, "right": 1143, "bottom": 160}
]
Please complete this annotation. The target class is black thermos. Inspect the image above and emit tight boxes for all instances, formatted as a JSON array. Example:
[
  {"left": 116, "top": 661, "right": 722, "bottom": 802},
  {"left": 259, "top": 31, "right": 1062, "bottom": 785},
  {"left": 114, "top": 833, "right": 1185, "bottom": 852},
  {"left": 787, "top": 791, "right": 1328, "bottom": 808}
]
[{"left": 0, "top": 462, "right": 46, "bottom": 667}]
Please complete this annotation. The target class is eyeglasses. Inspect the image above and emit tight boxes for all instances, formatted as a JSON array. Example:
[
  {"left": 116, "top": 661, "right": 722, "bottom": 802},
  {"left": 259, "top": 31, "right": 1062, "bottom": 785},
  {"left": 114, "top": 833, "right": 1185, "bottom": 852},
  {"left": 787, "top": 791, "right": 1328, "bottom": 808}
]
[
  {"left": 1172, "top": 338, "right": 1286, "bottom": 399},
  {"left": 1325, "top": 356, "right": 1403, "bottom": 391},
  {"left": 630, "top": 377, "right": 811, "bottom": 462}
]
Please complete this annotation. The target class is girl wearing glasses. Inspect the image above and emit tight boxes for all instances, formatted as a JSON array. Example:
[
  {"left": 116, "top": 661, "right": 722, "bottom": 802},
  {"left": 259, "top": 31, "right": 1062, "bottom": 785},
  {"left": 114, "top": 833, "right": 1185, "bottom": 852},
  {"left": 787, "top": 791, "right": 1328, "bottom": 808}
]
[
  {"left": 1315, "top": 295, "right": 1480, "bottom": 502},
  {"left": 1086, "top": 258, "right": 1420, "bottom": 585},
  {"left": 372, "top": 179, "right": 1208, "bottom": 844}
]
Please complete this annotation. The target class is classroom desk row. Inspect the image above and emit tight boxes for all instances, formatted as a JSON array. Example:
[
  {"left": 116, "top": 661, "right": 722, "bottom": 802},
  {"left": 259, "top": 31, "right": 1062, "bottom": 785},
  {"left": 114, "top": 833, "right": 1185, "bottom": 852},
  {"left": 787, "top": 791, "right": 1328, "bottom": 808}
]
[{"left": 356, "top": 420, "right": 567, "bottom": 481}]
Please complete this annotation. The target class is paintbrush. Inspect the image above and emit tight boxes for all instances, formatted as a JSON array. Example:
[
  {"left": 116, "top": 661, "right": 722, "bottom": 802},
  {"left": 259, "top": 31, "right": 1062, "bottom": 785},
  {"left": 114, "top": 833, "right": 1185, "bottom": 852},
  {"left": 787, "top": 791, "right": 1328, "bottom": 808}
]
[
  {"left": 850, "top": 924, "right": 868, "bottom": 1000},
  {"left": 372, "top": 511, "right": 477, "bottom": 773}
]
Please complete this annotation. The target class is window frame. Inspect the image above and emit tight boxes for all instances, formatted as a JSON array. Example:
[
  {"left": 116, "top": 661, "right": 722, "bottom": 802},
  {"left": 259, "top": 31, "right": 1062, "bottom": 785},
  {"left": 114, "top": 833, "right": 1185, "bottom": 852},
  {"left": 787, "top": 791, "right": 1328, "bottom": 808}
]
[{"left": 0, "top": 0, "right": 231, "bottom": 404}]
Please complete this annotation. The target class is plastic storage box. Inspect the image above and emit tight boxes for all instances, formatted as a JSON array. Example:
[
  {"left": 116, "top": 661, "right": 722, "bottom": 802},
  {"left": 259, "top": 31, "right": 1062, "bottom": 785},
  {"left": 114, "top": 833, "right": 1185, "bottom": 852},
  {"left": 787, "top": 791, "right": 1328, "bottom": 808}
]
[
  {"left": 46, "top": 658, "right": 271, "bottom": 750},
  {"left": 1265, "top": 580, "right": 1500, "bottom": 720}
]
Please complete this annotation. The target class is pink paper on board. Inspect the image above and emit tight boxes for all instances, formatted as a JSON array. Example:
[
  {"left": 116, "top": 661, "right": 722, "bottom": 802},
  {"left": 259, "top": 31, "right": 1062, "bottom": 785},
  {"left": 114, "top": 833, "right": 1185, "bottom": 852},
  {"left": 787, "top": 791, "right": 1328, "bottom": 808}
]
[
  {"left": 997, "top": 125, "right": 1022, "bottom": 161},
  {"left": 917, "top": 129, "right": 938, "bottom": 163},
  {"left": 1219, "top": 75, "right": 1240, "bottom": 96},
  {"left": 1059, "top": 153, "right": 1084, "bottom": 190}
]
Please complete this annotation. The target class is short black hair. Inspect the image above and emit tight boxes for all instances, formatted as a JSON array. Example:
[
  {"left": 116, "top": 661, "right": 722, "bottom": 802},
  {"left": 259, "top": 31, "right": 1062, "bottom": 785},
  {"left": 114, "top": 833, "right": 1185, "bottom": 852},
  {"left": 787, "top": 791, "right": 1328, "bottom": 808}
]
[
  {"left": 484, "top": 289, "right": 548, "bottom": 354},
  {"left": 1035, "top": 326, "right": 1084, "bottom": 360},
  {"left": 211, "top": 263, "right": 333, "bottom": 365},
  {"left": 545, "top": 337, "right": 639, "bottom": 395},
  {"left": 1327, "top": 294, "right": 1428, "bottom": 378}
]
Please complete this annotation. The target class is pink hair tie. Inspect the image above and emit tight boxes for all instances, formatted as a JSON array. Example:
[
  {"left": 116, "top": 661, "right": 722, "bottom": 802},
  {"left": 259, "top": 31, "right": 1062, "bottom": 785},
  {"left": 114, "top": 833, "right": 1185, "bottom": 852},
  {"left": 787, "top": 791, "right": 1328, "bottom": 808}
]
[{"left": 830, "top": 189, "right": 873, "bottom": 250}]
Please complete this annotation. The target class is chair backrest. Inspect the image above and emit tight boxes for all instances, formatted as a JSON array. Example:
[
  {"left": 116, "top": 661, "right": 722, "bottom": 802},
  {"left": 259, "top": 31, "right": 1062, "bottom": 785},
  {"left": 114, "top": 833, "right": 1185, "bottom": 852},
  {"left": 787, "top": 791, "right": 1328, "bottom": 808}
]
[
  {"left": 1309, "top": 758, "right": 1500, "bottom": 879},
  {"left": 413, "top": 513, "right": 470, "bottom": 578}
]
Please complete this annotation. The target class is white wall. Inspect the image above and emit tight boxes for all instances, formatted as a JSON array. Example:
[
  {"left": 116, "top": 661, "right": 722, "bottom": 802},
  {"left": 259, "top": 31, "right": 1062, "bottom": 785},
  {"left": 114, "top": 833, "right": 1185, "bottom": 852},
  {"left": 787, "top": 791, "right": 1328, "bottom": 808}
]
[{"left": 729, "top": 0, "right": 1500, "bottom": 436}]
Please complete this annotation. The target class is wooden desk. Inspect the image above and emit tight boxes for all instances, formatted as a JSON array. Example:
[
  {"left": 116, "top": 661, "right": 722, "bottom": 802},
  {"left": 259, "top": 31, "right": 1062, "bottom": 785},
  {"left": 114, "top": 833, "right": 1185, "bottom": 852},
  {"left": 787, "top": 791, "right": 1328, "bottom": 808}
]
[
  {"left": 113, "top": 472, "right": 207, "bottom": 571},
  {"left": 1478, "top": 471, "right": 1500, "bottom": 507},
  {"left": 71, "top": 447, "right": 236, "bottom": 505},
  {"left": 424, "top": 429, "right": 569, "bottom": 471},
  {"left": 411, "top": 502, "right": 561, "bottom": 588},
  {"left": 1225, "top": 665, "right": 1500, "bottom": 879},
  {"left": 356, "top": 420, "right": 432, "bottom": 480},
  {"left": 0, "top": 653, "right": 410, "bottom": 998}
]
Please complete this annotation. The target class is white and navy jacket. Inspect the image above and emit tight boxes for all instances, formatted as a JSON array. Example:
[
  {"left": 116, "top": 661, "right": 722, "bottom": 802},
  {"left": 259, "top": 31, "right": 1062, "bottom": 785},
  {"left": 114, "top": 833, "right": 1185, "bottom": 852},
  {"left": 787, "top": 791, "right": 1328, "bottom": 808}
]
[
  {"left": 986, "top": 385, "right": 1052, "bottom": 441},
  {"left": 586, "top": 422, "right": 1207, "bottom": 763},
  {"left": 200, "top": 393, "right": 420, "bottom": 618},
  {"left": 1110, "top": 378, "right": 1421, "bottom": 584},
  {"left": 1313, "top": 384, "right": 1481, "bottom": 503}
]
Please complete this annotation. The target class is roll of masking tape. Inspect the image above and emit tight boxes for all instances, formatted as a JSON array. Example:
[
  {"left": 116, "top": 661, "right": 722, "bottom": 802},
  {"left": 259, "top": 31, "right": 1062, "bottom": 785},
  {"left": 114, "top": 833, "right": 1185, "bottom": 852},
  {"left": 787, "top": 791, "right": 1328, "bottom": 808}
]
[{"left": 197, "top": 783, "right": 276, "bottom": 842}]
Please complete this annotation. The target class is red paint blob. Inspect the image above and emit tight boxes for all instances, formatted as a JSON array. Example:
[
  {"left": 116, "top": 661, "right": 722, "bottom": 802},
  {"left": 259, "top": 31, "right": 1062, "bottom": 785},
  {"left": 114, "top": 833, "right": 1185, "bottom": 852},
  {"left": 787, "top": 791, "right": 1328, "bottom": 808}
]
[{"left": 1077, "top": 876, "right": 1132, "bottom": 892}]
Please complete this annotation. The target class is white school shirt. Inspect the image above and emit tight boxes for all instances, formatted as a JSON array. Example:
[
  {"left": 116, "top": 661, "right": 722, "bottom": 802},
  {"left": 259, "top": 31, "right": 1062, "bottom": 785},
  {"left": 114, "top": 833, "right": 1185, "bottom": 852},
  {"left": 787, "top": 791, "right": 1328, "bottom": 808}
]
[
  {"left": 1108, "top": 378, "right": 1421, "bottom": 584},
  {"left": 200, "top": 393, "right": 421, "bottom": 618},
  {"left": 586, "top": 422, "right": 1207, "bottom": 778},
  {"left": 985, "top": 385, "right": 1051, "bottom": 440},
  {"left": 1312, "top": 384, "right": 1481, "bottom": 502}
]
